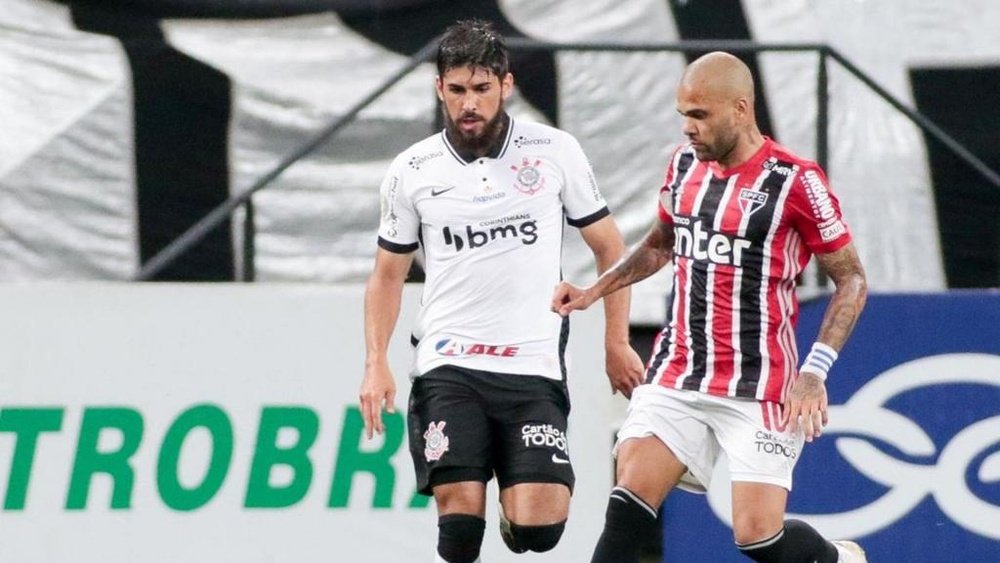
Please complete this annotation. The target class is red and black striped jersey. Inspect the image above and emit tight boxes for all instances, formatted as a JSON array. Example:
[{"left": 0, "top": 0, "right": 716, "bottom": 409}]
[{"left": 647, "top": 137, "right": 852, "bottom": 403}]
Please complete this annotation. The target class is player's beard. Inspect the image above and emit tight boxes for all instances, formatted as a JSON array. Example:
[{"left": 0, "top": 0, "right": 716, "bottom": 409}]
[
  {"left": 444, "top": 105, "right": 507, "bottom": 156},
  {"left": 693, "top": 122, "right": 741, "bottom": 163}
]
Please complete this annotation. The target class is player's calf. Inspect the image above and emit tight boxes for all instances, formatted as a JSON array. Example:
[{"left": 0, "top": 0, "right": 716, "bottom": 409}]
[
  {"left": 437, "top": 514, "right": 486, "bottom": 563},
  {"left": 735, "top": 519, "right": 839, "bottom": 563},
  {"left": 590, "top": 486, "right": 659, "bottom": 563}
]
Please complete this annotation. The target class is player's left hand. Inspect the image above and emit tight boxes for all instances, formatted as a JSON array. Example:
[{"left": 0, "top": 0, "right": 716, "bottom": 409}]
[
  {"left": 551, "top": 281, "right": 595, "bottom": 317},
  {"left": 605, "top": 341, "right": 645, "bottom": 398},
  {"left": 782, "top": 371, "right": 829, "bottom": 442}
]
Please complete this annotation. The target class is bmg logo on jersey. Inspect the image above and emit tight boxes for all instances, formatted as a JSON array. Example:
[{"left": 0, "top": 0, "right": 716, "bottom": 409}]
[
  {"left": 442, "top": 215, "right": 538, "bottom": 251},
  {"left": 673, "top": 216, "right": 752, "bottom": 267}
]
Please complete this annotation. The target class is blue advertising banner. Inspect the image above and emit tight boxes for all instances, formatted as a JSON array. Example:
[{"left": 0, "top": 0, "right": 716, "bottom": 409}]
[{"left": 659, "top": 292, "right": 1000, "bottom": 562}]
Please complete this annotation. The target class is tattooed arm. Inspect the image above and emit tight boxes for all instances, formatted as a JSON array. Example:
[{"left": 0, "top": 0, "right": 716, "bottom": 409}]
[
  {"left": 785, "top": 241, "right": 867, "bottom": 440},
  {"left": 811, "top": 242, "right": 868, "bottom": 351},
  {"left": 552, "top": 220, "right": 675, "bottom": 316}
]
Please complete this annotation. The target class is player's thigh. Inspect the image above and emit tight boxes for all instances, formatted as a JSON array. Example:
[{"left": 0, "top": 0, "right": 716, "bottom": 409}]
[
  {"left": 709, "top": 398, "right": 803, "bottom": 491},
  {"left": 408, "top": 371, "right": 493, "bottom": 496},
  {"left": 614, "top": 435, "right": 687, "bottom": 510},
  {"left": 499, "top": 482, "right": 570, "bottom": 524},
  {"left": 730, "top": 481, "right": 788, "bottom": 544},
  {"left": 491, "top": 377, "right": 575, "bottom": 497},
  {"left": 615, "top": 385, "right": 717, "bottom": 504}
]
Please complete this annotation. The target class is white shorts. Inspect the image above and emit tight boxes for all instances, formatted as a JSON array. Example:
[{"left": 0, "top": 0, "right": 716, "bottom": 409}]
[{"left": 615, "top": 384, "right": 804, "bottom": 493}]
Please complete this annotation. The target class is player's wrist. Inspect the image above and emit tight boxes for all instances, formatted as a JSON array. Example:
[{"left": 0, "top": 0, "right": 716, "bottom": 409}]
[
  {"left": 364, "top": 355, "right": 390, "bottom": 369},
  {"left": 604, "top": 336, "right": 631, "bottom": 348},
  {"left": 800, "top": 342, "right": 838, "bottom": 381}
]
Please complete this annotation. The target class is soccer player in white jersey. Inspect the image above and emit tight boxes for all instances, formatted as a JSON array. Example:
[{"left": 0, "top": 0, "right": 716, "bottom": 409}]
[
  {"left": 359, "top": 19, "right": 644, "bottom": 563},
  {"left": 552, "top": 53, "right": 870, "bottom": 562}
]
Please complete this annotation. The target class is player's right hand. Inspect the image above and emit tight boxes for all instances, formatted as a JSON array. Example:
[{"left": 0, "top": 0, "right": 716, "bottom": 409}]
[
  {"left": 551, "top": 281, "right": 593, "bottom": 317},
  {"left": 359, "top": 362, "right": 396, "bottom": 439},
  {"left": 605, "top": 341, "right": 645, "bottom": 398}
]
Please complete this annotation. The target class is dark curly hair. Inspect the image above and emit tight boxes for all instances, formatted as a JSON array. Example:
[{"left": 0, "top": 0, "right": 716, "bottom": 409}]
[{"left": 436, "top": 19, "right": 509, "bottom": 78}]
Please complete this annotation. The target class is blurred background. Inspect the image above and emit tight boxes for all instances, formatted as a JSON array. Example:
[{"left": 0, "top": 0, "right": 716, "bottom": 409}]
[{"left": 0, "top": 0, "right": 997, "bottom": 562}]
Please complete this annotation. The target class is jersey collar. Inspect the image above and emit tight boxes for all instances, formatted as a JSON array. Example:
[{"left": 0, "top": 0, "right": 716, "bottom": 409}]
[{"left": 441, "top": 113, "right": 513, "bottom": 165}]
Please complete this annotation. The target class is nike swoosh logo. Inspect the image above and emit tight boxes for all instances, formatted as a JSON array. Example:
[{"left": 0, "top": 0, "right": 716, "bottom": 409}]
[
  {"left": 431, "top": 187, "right": 456, "bottom": 197},
  {"left": 551, "top": 453, "right": 570, "bottom": 464}
]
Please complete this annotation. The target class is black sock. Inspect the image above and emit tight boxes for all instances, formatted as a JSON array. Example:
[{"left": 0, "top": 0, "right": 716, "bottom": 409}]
[
  {"left": 590, "top": 487, "right": 658, "bottom": 563},
  {"left": 736, "top": 519, "right": 838, "bottom": 563},
  {"left": 437, "top": 514, "right": 485, "bottom": 563}
]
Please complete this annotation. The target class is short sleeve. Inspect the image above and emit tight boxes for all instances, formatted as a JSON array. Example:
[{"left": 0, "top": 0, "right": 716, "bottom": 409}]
[
  {"left": 560, "top": 134, "right": 610, "bottom": 228},
  {"left": 787, "top": 164, "right": 852, "bottom": 253},
  {"left": 376, "top": 158, "right": 420, "bottom": 253}
]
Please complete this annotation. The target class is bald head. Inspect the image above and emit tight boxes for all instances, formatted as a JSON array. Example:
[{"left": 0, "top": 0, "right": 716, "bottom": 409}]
[
  {"left": 680, "top": 51, "right": 755, "bottom": 104},
  {"left": 675, "top": 51, "right": 763, "bottom": 168}
]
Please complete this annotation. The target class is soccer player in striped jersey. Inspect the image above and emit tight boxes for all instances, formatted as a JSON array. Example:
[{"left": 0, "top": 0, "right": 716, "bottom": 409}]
[
  {"left": 553, "top": 52, "right": 869, "bottom": 563},
  {"left": 360, "top": 20, "right": 645, "bottom": 563}
]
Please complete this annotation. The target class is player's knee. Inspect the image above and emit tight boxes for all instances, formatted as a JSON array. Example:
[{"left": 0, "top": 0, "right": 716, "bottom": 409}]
[
  {"left": 437, "top": 514, "right": 485, "bottom": 563},
  {"left": 732, "top": 510, "right": 787, "bottom": 547},
  {"left": 733, "top": 522, "right": 779, "bottom": 547},
  {"left": 501, "top": 520, "right": 566, "bottom": 553}
]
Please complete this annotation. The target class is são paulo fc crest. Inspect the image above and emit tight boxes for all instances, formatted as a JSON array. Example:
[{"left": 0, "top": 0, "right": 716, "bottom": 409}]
[
  {"left": 424, "top": 421, "right": 450, "bottom": 462},
  {"left": 510, "top": 158, "right": 545, "bottom": 195},
  {"left": 739, "top": 188, "right": 768, "bottom": 217}
]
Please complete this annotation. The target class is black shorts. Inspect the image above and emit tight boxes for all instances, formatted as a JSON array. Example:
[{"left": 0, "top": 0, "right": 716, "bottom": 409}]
[{"left": 407, "top": 365, "right": 574, "bottom": 496}]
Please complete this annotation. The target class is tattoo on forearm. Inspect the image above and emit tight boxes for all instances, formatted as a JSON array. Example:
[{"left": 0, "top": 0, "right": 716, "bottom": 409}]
[
  {"left": 600, "top": 223, "right": 674, "bottom": 297},
  {"left": 815, "top": 245, "right": 867, "bottom": 350}
]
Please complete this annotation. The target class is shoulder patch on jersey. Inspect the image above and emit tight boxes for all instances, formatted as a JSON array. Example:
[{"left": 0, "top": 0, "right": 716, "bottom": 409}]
[{"left": 801, "top": 169, "right": 846, "bottom": 242}]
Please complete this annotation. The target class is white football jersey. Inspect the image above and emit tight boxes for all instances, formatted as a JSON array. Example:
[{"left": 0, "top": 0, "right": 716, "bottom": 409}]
[{"left": 377, "top": 117, "right": 609, "bottom": 381}]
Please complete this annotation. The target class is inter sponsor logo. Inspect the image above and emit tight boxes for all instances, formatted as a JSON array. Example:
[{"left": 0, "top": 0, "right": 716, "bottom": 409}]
[{"left": 673, "top": 217, "right": 752, "bottom": 267}]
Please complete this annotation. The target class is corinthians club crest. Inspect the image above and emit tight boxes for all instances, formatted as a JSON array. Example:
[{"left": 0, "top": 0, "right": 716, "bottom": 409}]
[
  {"left": 424, "top": 421, "right": 450, "bottom": 462},
  {"left": 510, "top": 158, "right": 545, "bottom": 195}
]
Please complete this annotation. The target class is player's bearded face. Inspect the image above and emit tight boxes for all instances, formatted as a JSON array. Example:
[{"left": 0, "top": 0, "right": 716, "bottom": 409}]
[
  {"left": 677, "top": 87, "right": 741, "bottom": 163},
  {"left": 693, "top": 117, "right": 740, "bottom": 163},
  {"left": 438, "top": 66, "right": 512, "bottom": 154}
]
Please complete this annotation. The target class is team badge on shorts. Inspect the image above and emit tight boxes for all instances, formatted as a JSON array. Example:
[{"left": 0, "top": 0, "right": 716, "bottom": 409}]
[
  {"left": 423, "top": 421, "right": 450, "bottom": 462},
  {"left": 511, "top": 158, "right": 545, "bottom": 195}
]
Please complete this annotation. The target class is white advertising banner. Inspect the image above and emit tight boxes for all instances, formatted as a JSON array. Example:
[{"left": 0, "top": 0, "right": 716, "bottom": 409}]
[{"left": 0, "top": 283, "right": 621, "bottom": 562}]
